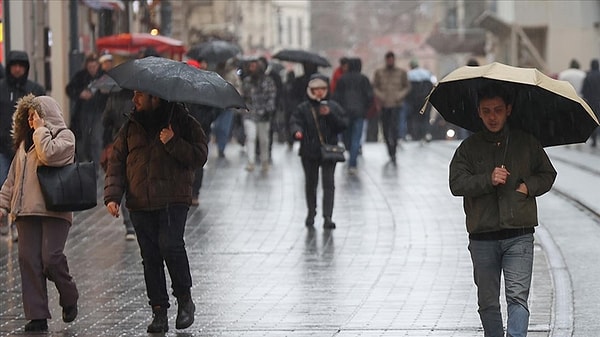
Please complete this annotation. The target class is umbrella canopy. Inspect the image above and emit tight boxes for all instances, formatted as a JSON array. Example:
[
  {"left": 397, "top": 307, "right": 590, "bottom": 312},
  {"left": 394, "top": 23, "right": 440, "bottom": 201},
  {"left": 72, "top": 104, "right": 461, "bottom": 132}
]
[
  {"left": 427, "top": 62, "right": 599, "bottom": 147},
  {"left": 272, "top": 49, "right": 331, "bottom": 67},
  {"left": 96, "top": 33, "right": 186, "bottom": 59},
  {"left": 90, "top": 74, "right": 122, "bottom": 93},
  {"left": 186, "top": 40, "right": 242, "bottom": 64},
  {"left": 107, "top": 56, "right": 246, "bottom": 109}
]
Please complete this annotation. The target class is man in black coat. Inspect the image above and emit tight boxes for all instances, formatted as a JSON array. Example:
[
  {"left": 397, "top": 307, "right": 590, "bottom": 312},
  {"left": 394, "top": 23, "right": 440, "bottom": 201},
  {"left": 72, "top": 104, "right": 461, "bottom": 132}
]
[
  {"left": 332, "top": 57, "right": 373, "bottom": 174},
  {"left": 582, "top": 59, "right": 600, "bottom": 147},
  {"left": 0, "top": 50, "right": 45, "bottom": 239}
]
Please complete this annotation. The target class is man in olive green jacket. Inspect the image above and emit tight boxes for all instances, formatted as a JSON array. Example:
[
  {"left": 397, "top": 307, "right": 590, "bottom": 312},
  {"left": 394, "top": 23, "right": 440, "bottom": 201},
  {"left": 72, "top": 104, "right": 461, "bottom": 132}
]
[{"left": 449, "top": 82, "right": 556, "bottom": 337}]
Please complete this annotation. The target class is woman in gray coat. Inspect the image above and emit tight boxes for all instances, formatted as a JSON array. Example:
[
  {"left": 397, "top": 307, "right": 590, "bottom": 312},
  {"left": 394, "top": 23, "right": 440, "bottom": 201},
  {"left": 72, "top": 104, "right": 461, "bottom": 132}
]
[{"left": 0, "top": 94, "right": 79, "bottom": 332}]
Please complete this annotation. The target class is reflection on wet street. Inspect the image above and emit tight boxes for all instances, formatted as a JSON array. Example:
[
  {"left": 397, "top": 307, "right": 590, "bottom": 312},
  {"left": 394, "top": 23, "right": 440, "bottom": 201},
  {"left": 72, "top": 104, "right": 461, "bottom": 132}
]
[{"left": 3, "top": 141, "right": 584, "bottom": 337}]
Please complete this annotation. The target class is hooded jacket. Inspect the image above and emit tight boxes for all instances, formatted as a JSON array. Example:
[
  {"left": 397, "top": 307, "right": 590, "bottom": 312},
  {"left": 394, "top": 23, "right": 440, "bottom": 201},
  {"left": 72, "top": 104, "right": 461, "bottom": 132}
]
[
  {"left": 289, "top": 74, "right": 348, "bottom": 160},
  {"left": 449, "top": 127, "right": 556, "bottom": 234},
  {"left": 0, "top": 51, "right": 46, "bottom": 157},
  {"left": 0, "top": 94, "right": 76, "bottom": 224},
  {"left": 332, "top": 58, "right": 374, "bottom": 120}
]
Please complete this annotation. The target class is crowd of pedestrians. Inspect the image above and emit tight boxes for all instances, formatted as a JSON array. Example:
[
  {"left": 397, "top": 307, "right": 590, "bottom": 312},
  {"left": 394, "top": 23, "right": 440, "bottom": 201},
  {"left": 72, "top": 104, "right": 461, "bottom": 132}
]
[{"left": 0, "top": 45, "right": 597, "bottom": 336}]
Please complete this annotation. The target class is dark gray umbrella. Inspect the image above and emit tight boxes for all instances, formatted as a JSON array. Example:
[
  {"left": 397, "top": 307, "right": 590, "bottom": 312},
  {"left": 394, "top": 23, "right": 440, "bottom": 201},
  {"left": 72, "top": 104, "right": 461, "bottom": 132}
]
[
  {"left": 186, "top": 40, "right": 242, "bottom": 64},
  {"left": 426, "top": 62, "right": 599, "bottom": 147},
  {"left": 272, "top": 49, "right": 331, "bottom": 67},
  {"left": 107, "top": 56, "right": 246, "bottom": 109},
  {"left": 90, "top": 74, "right": 122, "bottom": 93}
]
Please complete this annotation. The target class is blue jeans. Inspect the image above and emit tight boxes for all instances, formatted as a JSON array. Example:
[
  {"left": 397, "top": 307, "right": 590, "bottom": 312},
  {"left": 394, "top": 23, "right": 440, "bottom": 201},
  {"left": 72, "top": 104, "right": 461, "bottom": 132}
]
[
  {"left": 468, "top": 233, "right": 534, "bottom": 337},
  {"left": 213, "top": 109, "right": 234, "bottom": 153},
  {"left": 130, "top": 204, "right": 192, "bottom": 308},
  {"left": 397, "top": 103, "right": 409, "bottom": 140},
  {"left": 343, "top": 118, "right": 364, "bottom": 168}
]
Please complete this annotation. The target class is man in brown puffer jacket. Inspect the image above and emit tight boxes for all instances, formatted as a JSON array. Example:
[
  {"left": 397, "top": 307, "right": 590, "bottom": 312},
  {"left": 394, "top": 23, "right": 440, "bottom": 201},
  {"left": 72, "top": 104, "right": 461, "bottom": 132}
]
[{"left": 104, "top": 90, "right": 208, "bottom": 333}]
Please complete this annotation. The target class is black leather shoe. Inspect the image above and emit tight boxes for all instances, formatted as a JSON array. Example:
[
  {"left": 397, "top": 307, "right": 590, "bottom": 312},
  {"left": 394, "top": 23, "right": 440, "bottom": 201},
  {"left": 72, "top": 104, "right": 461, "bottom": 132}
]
[
  {"left": 62, "top": 304, "right": 78, "bottom": 323},
  {"left": 175, "top": 297, "right": 195, "bottom": 329},
  {"left": 24, "top": 319, "right": 48, "bottom": 332},
  {"left": 305, "top": 215, "right": 315, "bottom": 227},
  {"left": 147, "top": 306, "right": 168, "bottom": 333},
  {"left": 323, "top": 217, "right": 336, "bottom": 229}
]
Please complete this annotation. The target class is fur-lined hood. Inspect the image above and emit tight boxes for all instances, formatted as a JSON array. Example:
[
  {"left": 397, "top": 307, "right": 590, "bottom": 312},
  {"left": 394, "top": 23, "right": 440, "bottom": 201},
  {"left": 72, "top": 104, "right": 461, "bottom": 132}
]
[{"left": 12, "top": 94, "right": 67, "bottom": 151}]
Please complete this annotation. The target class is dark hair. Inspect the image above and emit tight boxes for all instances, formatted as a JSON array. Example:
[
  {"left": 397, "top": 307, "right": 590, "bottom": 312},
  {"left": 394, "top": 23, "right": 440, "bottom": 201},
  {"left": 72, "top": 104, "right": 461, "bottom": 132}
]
[
  {"left": 477, "top": 82, "right": 512, "bottom": 106},
  {"left": 591, "top": 59, "right": 599, "bottom": 71},
  {"left": 569, "top": 59, "right": 580, "bottom": 69},
  {"left": 385, "top": 51, "right": 395, "bottom": 59},
  {"left": 466, "top": 58, "right": 479, "bottom": 66}
]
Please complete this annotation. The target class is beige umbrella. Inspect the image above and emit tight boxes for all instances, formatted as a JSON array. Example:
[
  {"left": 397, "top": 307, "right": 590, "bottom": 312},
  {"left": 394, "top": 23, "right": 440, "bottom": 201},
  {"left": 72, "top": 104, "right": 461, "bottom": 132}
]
[{"left": 425, "top": 62, "right": 599, "bottom": 147}]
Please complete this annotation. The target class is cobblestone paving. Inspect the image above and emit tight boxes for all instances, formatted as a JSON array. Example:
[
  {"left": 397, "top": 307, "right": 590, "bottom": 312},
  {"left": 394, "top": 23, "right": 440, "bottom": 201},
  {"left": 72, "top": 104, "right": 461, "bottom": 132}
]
[{"left": 0, "top": 141, "right": 566, "bottom": 337}]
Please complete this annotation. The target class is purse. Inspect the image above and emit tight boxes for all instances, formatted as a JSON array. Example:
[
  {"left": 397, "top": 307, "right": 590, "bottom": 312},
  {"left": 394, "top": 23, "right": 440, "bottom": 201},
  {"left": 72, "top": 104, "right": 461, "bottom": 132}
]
[
  {"left": 36, "top": 129, "right": 97, "bottom": 212},
  {"left": 311, "top": 106, "right": 346, "bottom": 162}
]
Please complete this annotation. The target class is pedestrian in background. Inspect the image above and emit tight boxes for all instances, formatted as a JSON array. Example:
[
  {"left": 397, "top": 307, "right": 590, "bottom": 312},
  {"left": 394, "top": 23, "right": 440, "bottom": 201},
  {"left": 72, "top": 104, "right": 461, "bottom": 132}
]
[
  {"left": 372, "top": 51, "right": 410, "bottom": 164},
  {"left": 558, "top": 58, "right": 586, "bottom": 96},
  {"left": 449, "top": 82, "right": 556, "bottom": 337},
  {"left": 65, "top": 53, "right": 105, "bottom": 164},
  {"left": 332, "top": 57, "right": 373, "bottom": 174},
  {"left": 241, "top": 58, "right": 277, "bottom": 172},
  {"left": 330, "top": 56, "right": 349, "bottom": 94},
  {"left": 581, "top": 59, "right": 600, "bottom": 147},
  {"left": 101, "top": 87, "right": 136, "bottom": 240},
  {"left": 406, "top": 59, "right": 434, "bottom": 142},
  {"left": 186, "top": 58, "right": 221, "bottom": 206},
  {"left": 290, "top": 74, "right": 348, "bottom": 229},
  {"left": 104, "top": 91, "right": 208, "bottom": 333},
  {"left": 214, "top": 58, "right": 242, "bottom": 158},
  {"left": 0, "top": 94, "right": 79, "bottom": 332},
  {"left": 0, "top": 50, "right": 45, "bottom": 240}
]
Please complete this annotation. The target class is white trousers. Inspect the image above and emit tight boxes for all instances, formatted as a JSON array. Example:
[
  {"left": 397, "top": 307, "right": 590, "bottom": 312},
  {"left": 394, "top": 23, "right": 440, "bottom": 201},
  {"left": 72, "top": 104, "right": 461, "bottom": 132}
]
[{"left": 243, "top": 119, "right": 270, "bottom": 165}]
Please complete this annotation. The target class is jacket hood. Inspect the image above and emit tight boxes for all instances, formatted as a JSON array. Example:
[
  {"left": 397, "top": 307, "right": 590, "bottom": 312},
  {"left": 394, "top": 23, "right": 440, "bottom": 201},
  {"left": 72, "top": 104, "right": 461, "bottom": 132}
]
[
  {"left": 12, "top": 94, "right": 67, "bottom": 150},
  {"left": 6, "top": 50, "right": 30, "bottom": 86},
  {"left": 347, "top": 58, "right": 362, "bottom": 72},
  {"left": 306, "top": 73, "right": 329, "bottom": 101}
]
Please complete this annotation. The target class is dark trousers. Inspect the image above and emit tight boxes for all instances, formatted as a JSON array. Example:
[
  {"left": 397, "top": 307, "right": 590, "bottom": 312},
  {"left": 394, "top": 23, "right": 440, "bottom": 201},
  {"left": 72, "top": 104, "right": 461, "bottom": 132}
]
[
  {"left": 301, "top": 157, "right": 336, "bottom": 218},
  {"left": 16, "top": 216, "right": 79, "bottom": 319},
  {"left": 130, "top": 204, "right": 192, "bottom": 308},
  {"left": 380, "top": 107, "right": 399, "bottom": 159}
]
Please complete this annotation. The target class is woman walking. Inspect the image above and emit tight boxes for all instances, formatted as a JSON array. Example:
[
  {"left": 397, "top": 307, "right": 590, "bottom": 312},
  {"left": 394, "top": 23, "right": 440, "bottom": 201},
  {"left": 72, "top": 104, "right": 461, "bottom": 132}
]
[
  {"left": 290, "top": 74, "right": 348, "bottom": 228},
  {"left": 0, "top": 94, "right": 79, "bottom": 332}
]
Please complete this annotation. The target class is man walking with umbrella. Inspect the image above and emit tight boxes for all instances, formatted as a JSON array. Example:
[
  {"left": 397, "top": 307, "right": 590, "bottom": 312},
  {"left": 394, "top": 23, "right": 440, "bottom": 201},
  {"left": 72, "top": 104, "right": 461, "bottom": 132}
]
[
  {"left": 449, "top": 82, "right": 556, "bottom": 337},
  {"left": 104, "top": 91, "right": 208, "bottom": 332}
]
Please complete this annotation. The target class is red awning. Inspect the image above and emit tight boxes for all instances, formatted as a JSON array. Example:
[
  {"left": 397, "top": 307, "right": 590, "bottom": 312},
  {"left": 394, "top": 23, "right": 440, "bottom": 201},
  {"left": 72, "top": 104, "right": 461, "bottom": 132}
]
[{"left": 96, "top": 33, "right": 186, "bottom": 60}]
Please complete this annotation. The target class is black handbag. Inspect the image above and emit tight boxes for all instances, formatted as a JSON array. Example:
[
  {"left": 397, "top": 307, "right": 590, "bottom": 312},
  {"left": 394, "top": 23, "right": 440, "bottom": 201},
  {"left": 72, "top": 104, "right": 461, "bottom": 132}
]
[
  {"left": 320, "top": 143, "right": 346, "bottom": 162},
  {"left": 311, "top": 107, "right": 346, "bottom": 162},
  {"left": 36, "top": 129, "right": 97, "bottom": 212}
]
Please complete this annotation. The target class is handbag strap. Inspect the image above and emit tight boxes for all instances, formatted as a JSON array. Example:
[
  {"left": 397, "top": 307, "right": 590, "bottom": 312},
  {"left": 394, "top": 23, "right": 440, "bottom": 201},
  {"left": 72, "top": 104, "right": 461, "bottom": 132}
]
[{"left": 310, "top": 106, "right": 325, "bottom": 145}]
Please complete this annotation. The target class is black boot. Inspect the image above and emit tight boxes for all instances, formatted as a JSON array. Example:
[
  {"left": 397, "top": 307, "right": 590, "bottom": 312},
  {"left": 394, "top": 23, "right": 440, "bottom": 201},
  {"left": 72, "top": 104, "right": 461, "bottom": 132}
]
[
  {"left": 147, "top": 306, "right": 168, "bottom": 333},
  {"left": 24, "top": 319, "right": 48, "bottom": 332},
  {"left": 62, "top": 303, "right": 78, "bottom": 323},
  {"left": 305, "top": 214, "right": 315, "bottom": 227},
  {"left": 323, "top": 217, "right": 336, "bottom": 229},
  {"left": 176, "top": 296, "right": 195, "bottom": 329}
]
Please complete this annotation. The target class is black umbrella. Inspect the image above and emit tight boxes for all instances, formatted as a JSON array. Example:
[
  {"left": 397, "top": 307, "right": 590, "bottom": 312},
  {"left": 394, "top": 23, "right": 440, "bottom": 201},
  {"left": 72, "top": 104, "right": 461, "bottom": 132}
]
[
  {"left": 186, "top": 40, "right": 242, "bottom": 64},
  {"left": 107, "top": 56, "right": 246, "bottom": 109},
  {"left": 272, "top": 49, "right": 331, "bottom": 67},
  {"left": 90, "top": 74, "right": 122, "bottom": 93},
  {"left": 426, "top": 62, "right": 599, "bottom": 147}
]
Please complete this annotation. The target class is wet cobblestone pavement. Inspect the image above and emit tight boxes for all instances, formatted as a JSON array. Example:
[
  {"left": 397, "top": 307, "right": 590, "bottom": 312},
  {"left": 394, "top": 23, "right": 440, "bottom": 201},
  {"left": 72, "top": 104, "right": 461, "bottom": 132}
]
[{"left": 2, "top": 140, "right": 598, "bottom": 337}]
